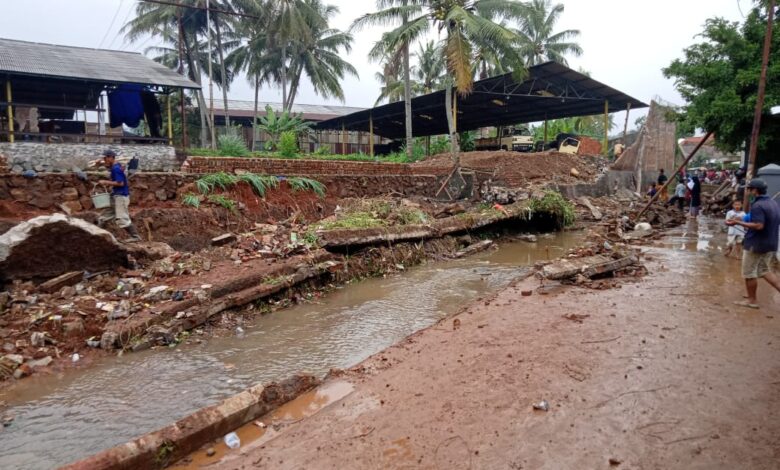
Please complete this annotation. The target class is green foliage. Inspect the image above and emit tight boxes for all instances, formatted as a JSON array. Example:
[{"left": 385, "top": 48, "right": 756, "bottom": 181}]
[
  {"left": 181, "top": 192, "right": 201, "bottom": 208},
  {"left": 239, "top": 173, "right": 279, "bottom": 197},
  {"left": 395, "top": 208, "right": 428, "bottom": 225},
  {"left": 278, "top": 131, "right": 299, "bottom": 157},
  {"left": 663, "top": 7, "right": 780, "bottom": 166},
  {"left": 195, "top": 172, "right": 238, "bottom": 195},
  {"left": 207, "top": 194, "right": 238, "bottom": 213},
  {"left": 286, "top": 176, "right": 326, "bottom": 197},
  {"left": 217, "top": 132, "right": 249, "bottom": 156},
  {"left": 459, "top": 131, "right": 476, "bottom": 152},
  {"left": 257, "top": 105, "right": 312, "bottom": 151},
  {"left": 318, "top": 212, "right": 388, "bottom": 230},
  {"left": 529, "top": 191, "right": 576, "bottom": 228}
]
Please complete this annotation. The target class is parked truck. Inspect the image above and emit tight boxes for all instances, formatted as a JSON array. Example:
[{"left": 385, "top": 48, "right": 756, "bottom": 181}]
[{"left": 474, "top": 126, "right": 534, "bottom": 152}]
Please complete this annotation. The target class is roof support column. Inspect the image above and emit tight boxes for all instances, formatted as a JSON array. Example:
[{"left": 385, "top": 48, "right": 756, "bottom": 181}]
[
  {"left": 167, "top": 94, "right": 174, "bottom": 145},
  {"left": 5, "top": 80, "right": 13, "bottom": 143},
  {"left": 543, "top": 116, "right": 548, "bottom": 146},
  {"left": 603, "top": 100, "right": 609, "bottom": 155},
  {"left": 622, "top": 102, "right": 631, "bottom": 143},
  {"left": 369, "top": 112, "right": 375, "bottom": 161},
  {"left": 341, "top": 122, "right": 347, "bottom": 155}
]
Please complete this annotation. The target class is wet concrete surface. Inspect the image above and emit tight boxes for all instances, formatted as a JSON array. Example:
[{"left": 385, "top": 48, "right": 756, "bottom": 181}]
[
  {"left": 0, "top": 232, "right": 583, "bottom": 469},
  {"left": 206, "top": 218, "right": 780, "bottom": 469}
]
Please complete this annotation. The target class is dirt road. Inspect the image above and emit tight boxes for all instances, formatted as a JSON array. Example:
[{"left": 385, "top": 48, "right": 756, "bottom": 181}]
[{"left": 207, "top": 220, "right": 780, "bottom": 469}]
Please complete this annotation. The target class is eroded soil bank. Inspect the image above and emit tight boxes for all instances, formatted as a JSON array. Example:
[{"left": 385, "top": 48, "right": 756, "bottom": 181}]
[{"left": 187, "top": 218, "right": 780, "bottom": 470}]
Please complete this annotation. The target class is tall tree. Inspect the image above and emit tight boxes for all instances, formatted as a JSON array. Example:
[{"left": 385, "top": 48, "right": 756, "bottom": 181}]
[
  {"left": 663, "top": 6, "right": 780, "bottom": 168},
  {"left": 285, "top": 0, "right": 358, "bottom": 109},
  {"left": 266, "top": 0, "right": 325, "bottom": 110},
  {"left": 124, "top": 0, "right": 213, "bottom": 146},
  {"left": 356, "top": 0, "right": 525, "bottom": 164},
  {"left": 413, "top": 40, "right": 445, "bottom": 93},
  {"left": 514, "top": 0, "right": 582, "bottom": 66}
]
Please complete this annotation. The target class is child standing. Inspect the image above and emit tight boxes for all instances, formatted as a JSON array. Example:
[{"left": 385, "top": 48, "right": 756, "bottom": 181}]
[{"left": 724, "top": 200, "right": 746, "bottom": 258}]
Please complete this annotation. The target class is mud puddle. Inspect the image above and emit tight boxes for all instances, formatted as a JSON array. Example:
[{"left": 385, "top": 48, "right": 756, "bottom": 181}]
[{"left": 0, "top": 232, "right": 583, "bottom": 469}]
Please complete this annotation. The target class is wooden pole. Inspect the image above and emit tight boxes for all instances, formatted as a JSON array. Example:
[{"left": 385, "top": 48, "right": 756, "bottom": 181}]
[
  {"left": 5, "top": 80, "right": 14, "bottom": 143},
  {"left": 603, "top": 100, "right": 609, "bottom": 155},
  {"left": 369, "top": 112, "right": 375, "bottom": 160},
  {"left": 341, "top": 122, "right": 347, "bottom": 155},
  {"left": 206, "top": 0, "right": 216, "bottom": 150},
  {"left": 453, "top": 93, "right": 458, "bottom": 132},
  {"left": 635, "top": 130, "right": 714, "bottom": 221},
  {"left": 543, "top": 117, "right": 548, "bottom": 145},
  {"left": 744, "top": 0, "right": 776, "bottom": 209},
  {"left": 177, "top": 8, "right": 188, "bottom": 149},
  {"left": 623, "top": 103, "right": 631, "bottom": 141},
  {"left": 167, "top": 93, "right": 173, "bottom": 145}
]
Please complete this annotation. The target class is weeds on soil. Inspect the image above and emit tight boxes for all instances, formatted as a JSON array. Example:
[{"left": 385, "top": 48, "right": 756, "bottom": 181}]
[
  {"left": 239, "top": 173, "right": 279, "bottom": 196},
  {"left": 181, "top": 192, "right": 201, "bottom": 208},
  {"left": 287, "top": 177, "right": 326, "bottom": 197},
  {"left": 207, "top": 194, "right": 238, "bottom": 213},
  {"left": 529, "top": 191, "right": 576, "bottom": 228}
]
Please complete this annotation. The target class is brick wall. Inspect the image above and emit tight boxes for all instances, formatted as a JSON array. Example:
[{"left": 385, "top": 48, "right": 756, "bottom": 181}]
[{"left": 185, "top": 156, "right": 451, "bottom": 177}]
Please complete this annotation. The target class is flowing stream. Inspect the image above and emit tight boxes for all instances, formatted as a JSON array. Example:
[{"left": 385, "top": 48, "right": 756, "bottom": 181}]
[{"left": 0, "top": 232, "right": 584, "bottom": 469}]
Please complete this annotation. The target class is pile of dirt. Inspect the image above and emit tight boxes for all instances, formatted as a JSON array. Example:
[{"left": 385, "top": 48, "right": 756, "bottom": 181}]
[{"left": 415, "top": 151, "right": 607, "bottom": 187}]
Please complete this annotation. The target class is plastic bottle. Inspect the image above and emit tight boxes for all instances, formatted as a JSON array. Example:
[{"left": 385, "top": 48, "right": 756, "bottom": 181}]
[{"left": 223, "top": 432, "right": 240, "bottom": 449}]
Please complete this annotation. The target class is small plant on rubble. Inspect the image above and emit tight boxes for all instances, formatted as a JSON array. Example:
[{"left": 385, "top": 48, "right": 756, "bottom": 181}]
[
  {"left": 181, "top": 192, "right": 201, "bottom": 208},
  {"left": 287, "top": 177, "right": 326, "bottom": 197},
  {"left": 239, "top": 173, "right": 279, "bottom": 197},
  {"left": 207, "top": 194, "right": 238, "bottom": 213},
  {"left": 530, "top": 191, "right": 576, "bottom": 228}
]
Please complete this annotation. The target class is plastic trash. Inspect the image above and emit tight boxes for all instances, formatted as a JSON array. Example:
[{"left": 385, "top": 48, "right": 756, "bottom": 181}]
[
  {"left": 532, "top": 400, "right": 550, "bottom": 412},
  {"left": 235, "top": 326, "right": 245, "bottom": 336},
  {"left": 224, "top": 432, "right": 241, "bottom": 449},
  {"left": 71, "top": 353, "right": 80, "bottom": 363}
]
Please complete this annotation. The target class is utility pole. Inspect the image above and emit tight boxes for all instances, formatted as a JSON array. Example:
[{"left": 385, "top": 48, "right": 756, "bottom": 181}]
[
  {"left": 178, "top": 7, "right": 189, "bottom": 149},
  {"left": 206, "top": 0, "right": 216, "bottom": 149},
  {"left": 744, "top": 0, "right": 776, "bottom": 208}
]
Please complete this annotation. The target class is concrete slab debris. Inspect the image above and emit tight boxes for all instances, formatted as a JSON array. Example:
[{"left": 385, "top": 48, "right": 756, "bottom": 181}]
[{"left": 542, "top": 255, "right": 637, "bottom": 280}]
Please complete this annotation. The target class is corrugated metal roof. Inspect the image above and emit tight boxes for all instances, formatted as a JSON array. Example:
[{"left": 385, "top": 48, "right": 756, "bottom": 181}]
[
  {"left": 209, "top": 100, "right": 365, "bottom": 117},
  {"left": 0, "top": 37, "right": 199, "bottom": 89}
]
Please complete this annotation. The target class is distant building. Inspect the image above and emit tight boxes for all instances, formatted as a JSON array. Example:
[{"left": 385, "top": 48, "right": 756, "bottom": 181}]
[
  {"left": 208, "top": 100, "right": 385, "bottom": 155},
  {"left": 678, "top": 135, "right": 741, "bottom": 167}
]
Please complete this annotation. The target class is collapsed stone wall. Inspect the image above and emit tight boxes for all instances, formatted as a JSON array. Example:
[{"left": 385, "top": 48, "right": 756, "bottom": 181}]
[
  {"left": 0, "top": 142, "right": 180, "bottom": 173},
  {"left": 0, "top": 172, "right": 441, "bottom": 214},
  {"left": 612, "top": 101, "right": 677, "bottom": 191}
]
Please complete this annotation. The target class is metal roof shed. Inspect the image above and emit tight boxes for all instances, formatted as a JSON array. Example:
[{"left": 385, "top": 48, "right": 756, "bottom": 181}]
[
  {"left": 315, "top": 62, "right": 647, "bottom": 143},
  {"left": 0, "top": 37, "right": 200, "bottom": 144}
]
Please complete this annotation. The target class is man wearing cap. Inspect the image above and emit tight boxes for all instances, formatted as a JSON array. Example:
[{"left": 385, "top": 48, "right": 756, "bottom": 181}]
[
  {"left": 97, "top": 149, "right": 141, "bottom": 242},
  {"left": 726, "top": 178, "right": 780, "bottom": 308}
]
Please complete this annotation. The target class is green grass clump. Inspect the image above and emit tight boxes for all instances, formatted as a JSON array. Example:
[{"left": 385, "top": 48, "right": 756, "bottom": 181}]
[
  {"left": 318, "top": 212, "right": 387, "bottom": 230},
  {"left": 196, "top": 172, "right": 238, "bottom": 194},
  {"left": 181, "top": 192, "right": 201, "bottom": 208},
  {"left": 207, "top": 194, "right": 238, "bottom": 213},
  {"left": 278, "top": 131, "right": 299, "bottom": 158},
  {"left": 395, "top": 208, "right": 427, "bottom": 225},
  {"left": 239, "top": 173, "right": 279, "bottom": 197},
  {"left": 529, "top": 191, "right": 576, "bottom": 228},
  {"left": 287, "top": 177, "right": 326, "bottom": 197},
  {"left": 217, "top": 133, "right": 250, "bottom": 156}
]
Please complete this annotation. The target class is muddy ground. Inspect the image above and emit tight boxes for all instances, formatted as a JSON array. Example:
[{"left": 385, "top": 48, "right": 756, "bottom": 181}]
[{"left": 197, "top": 219, "right": 780, "bottom": 470}]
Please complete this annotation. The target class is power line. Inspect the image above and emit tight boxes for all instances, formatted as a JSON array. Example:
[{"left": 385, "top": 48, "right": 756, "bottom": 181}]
[
  {"left": 107, "top": 0, "right": 138, "bottom": 50},
  {"left": 98, "top": 0, "right": 125, "bottom": 48}
]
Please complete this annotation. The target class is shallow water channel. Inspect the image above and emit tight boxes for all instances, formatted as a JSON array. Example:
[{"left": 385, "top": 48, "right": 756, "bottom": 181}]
[{"left": 1, "top": 232, "right": 584, "bottom": 469}]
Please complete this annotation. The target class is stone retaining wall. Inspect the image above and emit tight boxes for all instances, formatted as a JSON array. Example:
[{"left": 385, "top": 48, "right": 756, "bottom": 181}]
[{"left": 0, "top": 142, "right": 180, "bottom": 173}]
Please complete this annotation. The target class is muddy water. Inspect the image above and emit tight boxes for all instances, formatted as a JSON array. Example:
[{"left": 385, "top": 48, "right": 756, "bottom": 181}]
[{"left": 0, "top": 232, "right": 584, "bottom": 469}]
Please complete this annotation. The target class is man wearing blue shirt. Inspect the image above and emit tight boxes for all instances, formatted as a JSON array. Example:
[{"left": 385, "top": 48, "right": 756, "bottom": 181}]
[
  {"left": 726, "top": 178, "right": 780, "bottom": 309},
  {"left": 97, "top": 149, "right": 141, "bottom": 242}
]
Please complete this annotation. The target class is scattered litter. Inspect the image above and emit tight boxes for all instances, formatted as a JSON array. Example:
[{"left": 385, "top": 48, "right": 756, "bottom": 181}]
[
  {"left": 71, "top": 353, "right": 80, "bottom": 363},
  {"left": 223, "top": 432, "right": 241, "bottom": 449},
  {"left": 206, "top": 448, "right": 216, "bottom": 457},
  {"left": 532, "top": 400, "right": 550, "bottom": 412},
  {"left": 235, "top": 326, "right": 245, "bottom": 336},
  {"left": 254, "top": 420, "right": 267, "bottom": 429}
]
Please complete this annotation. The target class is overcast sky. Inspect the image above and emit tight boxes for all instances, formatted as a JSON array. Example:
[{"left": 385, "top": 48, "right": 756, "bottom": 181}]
[{"left": 0, "top": 0, "right": 749, "bottom": 130}]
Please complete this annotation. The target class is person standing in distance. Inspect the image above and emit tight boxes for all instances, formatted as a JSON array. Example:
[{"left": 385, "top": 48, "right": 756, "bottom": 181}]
[
  {"left": 97, "top": 149, "right": 141, "bottom": 242},
  {"left": 726, "top": 178, "right": 780, "bottom": 309}
]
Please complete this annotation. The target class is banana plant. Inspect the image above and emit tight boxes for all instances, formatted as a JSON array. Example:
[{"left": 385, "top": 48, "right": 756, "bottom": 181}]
[{"left": 256, "top": 105, "right": 313, "bottom": 151}]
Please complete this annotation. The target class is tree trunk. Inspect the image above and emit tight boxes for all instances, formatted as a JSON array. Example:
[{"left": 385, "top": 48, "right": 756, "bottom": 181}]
[
  {"left": 252, "top": 75, "right": 259, "bottom": 152},
  {"left": 288, "top": 64, "right": 302, "bottom": 110},
  {"left": 215, "top": 16, "right": 230, "bottom": 128},
  {"left": 281, "top": 45, "right": 289, "bottom": 111},
  {"left": 445, "top": 86, "right": 460, "bottom": 167},
  {"left": 402, "top": 15, "right": 413, "bottom": 159},
  {"left": 183, "top": 32, "right": 211, "bottom": 147}
]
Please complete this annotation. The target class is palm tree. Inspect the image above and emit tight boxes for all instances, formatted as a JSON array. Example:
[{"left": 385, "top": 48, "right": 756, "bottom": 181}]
[
  {"left": 208, "top": 0, "right": 242, "bottom": 129},
  {"left": 285, "top": 0, "right": 358, "bottom": 108},
  {"left": 413, "top": 40, "right": 445, "bottom": 93},
  {"left": 228, "top": 0, "right": 274, "bottom": 150},
  {"left": 266, "top": 0, "right": 325, "bottom": 111},
  {"left": 123, "top": 0, "right": 213, "bottom": 146},
  {"left": 357, "top": 0, "right": 525, "bottom": 164},
  {"left": 515, "top": 0, "right": 582, "bottom": 66}
]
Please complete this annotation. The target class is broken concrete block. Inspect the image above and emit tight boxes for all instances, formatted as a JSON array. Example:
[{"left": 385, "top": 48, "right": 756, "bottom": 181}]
[
  {"left": 61, "top": 188, "right": 80, "bottom": 201},
  {"left": 100, "top": 331, "right": 119, "bottom": 350},
  {"left": 211, "top": 233, "right": 238, "bottom": 247},
  {"left": 38, "top": 271, "right": 83, "bottom": 294},
  {"left": 27, "top": 356, "right": 52, "bottom": 368},
  {"left": 542, "top": 255, "right": 637, "bottom": 280},
  {"left": 0, "top": 214, "right": 129, "bottom": 282}
]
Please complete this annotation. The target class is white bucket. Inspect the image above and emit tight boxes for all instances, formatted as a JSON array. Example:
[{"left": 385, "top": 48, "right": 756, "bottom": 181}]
[{"left": 91, "top": 192, "right": 111, "bottom": 209}]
